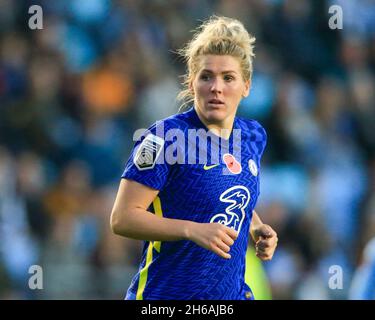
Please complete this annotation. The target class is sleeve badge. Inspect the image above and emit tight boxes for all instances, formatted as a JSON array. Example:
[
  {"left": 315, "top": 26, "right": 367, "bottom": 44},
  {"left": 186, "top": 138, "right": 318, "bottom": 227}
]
[{"left": 134, "top": 134, "right": 165, "bottom": 171}]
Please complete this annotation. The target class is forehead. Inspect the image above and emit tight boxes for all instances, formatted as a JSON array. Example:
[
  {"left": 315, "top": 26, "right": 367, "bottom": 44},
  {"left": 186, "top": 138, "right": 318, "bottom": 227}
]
[{"left": 197, "top": 55, "right": 241, "bottom": 73}]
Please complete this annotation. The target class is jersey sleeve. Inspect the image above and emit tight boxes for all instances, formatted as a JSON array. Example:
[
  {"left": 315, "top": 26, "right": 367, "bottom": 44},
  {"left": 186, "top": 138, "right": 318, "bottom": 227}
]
[
  {"left": 250, "top": 120, "right": 268, "bottom": 159},
  {"left": 247, "top": 119, "right": 267, "bottom": 199},
  {"left": 121, "top": 120, "right": 173, "bottom": 191},
  {"left": 257, "top": 122, "right": 267, "bottom": 159}
]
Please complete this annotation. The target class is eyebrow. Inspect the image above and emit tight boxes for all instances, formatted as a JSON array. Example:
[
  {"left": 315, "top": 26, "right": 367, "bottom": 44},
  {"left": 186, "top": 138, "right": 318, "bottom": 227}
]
[{"left": 200, "top": 69, "right": 238, "bottom": 74}]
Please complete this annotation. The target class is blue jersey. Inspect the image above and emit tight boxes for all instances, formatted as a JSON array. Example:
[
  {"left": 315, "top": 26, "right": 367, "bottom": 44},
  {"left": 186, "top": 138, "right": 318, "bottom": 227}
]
[{"left": 122, "top": 107, "right": 267, "bottom": 300}]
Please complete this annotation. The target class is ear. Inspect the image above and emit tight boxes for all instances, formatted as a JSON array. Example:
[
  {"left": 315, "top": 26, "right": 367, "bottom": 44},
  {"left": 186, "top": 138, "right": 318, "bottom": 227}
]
[{"left": 242, "top": 79, "right": 251, "bottom": 98}]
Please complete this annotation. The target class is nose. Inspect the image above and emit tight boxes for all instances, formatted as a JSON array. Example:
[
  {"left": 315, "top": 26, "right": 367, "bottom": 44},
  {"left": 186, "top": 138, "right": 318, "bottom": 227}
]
[{"left": 210, "top": 77, "right": 223, "bottom": 94}]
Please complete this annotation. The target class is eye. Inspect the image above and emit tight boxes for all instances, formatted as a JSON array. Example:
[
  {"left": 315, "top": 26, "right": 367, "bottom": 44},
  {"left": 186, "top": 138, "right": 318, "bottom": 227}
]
[
  {"left": 200, "top": 74, "right": 211, "bottom": 81},
  {"left": 224, "top": 75, "right": 234, "bottom": 82}
]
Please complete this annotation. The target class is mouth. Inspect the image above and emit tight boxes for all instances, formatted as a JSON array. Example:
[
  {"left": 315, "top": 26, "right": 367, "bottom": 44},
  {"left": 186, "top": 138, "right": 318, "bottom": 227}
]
[{"left": 207, "top": 98, "right": 224, "bottom": 106}]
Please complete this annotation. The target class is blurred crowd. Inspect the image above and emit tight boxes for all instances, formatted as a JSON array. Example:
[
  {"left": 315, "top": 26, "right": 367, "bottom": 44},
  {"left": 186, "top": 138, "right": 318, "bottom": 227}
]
[{"left": 0, "top": 0, "right": 374, "bottom": 299}]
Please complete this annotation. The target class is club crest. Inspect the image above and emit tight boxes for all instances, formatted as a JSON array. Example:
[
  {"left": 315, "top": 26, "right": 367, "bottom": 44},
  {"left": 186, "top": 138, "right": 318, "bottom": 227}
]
[{"left": 248, "top": 159, "right": 258, "bottom": 176}]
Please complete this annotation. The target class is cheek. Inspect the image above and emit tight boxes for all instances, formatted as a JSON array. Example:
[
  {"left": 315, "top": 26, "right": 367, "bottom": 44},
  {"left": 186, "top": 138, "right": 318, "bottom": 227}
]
[
  {"left": 194, "top": 82, "right": 209, "bottom": 98},
  {"left": 226, "top": 85, "right": 244, "bottom": 102}
]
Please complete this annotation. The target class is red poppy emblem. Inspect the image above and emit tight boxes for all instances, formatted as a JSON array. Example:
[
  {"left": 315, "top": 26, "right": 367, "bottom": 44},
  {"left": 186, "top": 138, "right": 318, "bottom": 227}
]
[{"left": 223, "top": 153, "right": 242, "bottom": 174}]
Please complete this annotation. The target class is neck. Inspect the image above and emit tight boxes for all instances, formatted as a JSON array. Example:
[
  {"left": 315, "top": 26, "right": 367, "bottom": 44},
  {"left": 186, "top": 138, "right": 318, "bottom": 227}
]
[{"left": 195, "top": 109, "right": 235, "bottom": 140}]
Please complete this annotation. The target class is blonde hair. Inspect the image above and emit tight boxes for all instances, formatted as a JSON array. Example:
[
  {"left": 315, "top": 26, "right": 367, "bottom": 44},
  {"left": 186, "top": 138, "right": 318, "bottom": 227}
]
[{"left": 177, "top": 15, "right": 256, "bottom": 109}]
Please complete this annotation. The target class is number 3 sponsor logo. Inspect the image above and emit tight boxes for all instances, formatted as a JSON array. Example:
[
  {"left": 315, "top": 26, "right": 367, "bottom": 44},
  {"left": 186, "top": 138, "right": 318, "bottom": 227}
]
[{"left": 210, "top": 185, "right": 251, "bottom": 232}]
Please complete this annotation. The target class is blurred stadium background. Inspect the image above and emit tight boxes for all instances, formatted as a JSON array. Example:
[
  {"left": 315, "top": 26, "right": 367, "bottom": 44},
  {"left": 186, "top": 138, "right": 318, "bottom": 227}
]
[{"left": 0, "top": 0, "right": 374, "bottom": 299}]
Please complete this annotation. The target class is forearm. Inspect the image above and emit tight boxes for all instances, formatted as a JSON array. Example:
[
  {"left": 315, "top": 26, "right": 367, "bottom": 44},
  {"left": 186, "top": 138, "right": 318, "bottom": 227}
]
[
  {"left": 111, "top": 207, "right": 194, "bottom": 242},
  {"left": 250, "top": 210, "right": 263, "bottom": 241}
]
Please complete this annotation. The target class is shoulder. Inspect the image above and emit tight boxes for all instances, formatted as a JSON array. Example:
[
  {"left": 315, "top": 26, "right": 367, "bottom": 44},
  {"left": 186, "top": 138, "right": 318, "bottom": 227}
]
[
  {"left": 146, "top": 111, "right": 193, "bottom": 134},
  {"left": 236, "top": 117, "right": 267, "bottom": 142},
  {"left": 134, "top": 111, "right": 193, "bottom": 150},
  {"left": 236, "top": 117, "right": 267, "bottom": 157}
]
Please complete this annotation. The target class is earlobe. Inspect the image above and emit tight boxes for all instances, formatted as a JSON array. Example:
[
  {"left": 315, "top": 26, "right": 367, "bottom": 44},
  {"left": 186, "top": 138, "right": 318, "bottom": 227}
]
[
  {"left": 242, "top": 80, "right": 251, "bottom": 98},
  {"left": 242, "top": 88, "right": 250, "bottom": 98},
  {"left": 189, "top": 82, "right": 194, "bottom": 95}
]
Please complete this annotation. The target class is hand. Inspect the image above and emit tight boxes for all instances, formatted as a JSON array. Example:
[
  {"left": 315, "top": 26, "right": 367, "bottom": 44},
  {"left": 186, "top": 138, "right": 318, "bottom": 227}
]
[
  {"left": 252, "top": 224, "right": 278, "bottom": 261},
  {"left": 186, "top": 222, "right": 238, "bottom": 259}
]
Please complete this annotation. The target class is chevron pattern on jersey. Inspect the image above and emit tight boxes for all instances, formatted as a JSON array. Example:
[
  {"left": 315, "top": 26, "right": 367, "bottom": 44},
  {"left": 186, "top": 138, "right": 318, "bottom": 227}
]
[{"left": 122, "top": 107, "right": 267, "bottom": 300}]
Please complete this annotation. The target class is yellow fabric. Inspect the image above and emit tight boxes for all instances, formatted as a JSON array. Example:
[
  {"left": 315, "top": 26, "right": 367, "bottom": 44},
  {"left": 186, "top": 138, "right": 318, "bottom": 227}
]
[
  {"left": 136, "top": 241, "right": 153, "bottom": 300},
  {"left": 152, "top": 197, "right": 163, "bottom": 252},
  {"left": 136, "top": 197, "right": 164, "bottom": 299},
  {"left": 245, "top": 246, "right": 272, "bottom": 300}
]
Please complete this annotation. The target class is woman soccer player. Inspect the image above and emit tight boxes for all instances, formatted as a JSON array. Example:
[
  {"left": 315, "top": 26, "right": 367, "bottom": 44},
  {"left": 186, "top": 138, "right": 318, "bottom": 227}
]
[{"left": 110, "top": 16, "right": 278, "bottom": 300}]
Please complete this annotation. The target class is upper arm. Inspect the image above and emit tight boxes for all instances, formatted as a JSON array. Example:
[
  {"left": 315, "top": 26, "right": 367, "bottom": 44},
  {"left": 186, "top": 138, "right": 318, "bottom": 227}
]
[
  {"left": 112, "top": 121, "right": 173, "bottom": 232},
  {"left": 110, "top": 179, "right": 159, "bottom": 233},
  {"left": 111, "top": 178, "right": 159, "bottom": 223}
]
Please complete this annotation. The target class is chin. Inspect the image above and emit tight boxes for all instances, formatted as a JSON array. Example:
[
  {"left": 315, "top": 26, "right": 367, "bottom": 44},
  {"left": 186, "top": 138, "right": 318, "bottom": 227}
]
[{"left": 204, "top": 109, "right": 227, "bottom": 123}]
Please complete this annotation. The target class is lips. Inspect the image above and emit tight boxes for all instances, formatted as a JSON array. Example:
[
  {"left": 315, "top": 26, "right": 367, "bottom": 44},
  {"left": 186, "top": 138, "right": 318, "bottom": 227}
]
[{"left": 208, "top": 98, "right": 224, "bottom": 104}]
